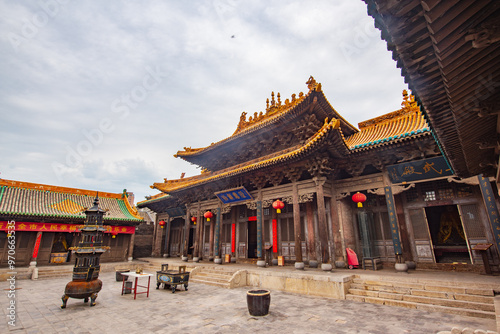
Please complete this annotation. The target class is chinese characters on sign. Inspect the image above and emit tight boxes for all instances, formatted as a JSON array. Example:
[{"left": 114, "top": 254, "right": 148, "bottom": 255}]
[
  {"left": 384, "top": 186, "right": 402, "bottom": 255},
  {"left": 387, "top": 156, "right": 453, "bottom": 183},
  {"left": 215, "top": 187, "right": 253, "bottom": 204},
  {"left": 477, "top": 175, "right": 500, "bottom": 252},
  {"left": 0, "top": 221, "right": 135, "bottom": 234}
]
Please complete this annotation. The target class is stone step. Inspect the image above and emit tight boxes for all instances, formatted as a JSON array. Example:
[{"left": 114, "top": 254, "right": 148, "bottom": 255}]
[
  {"left": 349, "top": 283, "right": 495, "bottom": 304},
  {"left": 351, "top": 278, "right": 495, "bottom": 296},
  {"left": 193, "top": 271, "right": 234, "bottom": 279},
  {"left": 189, "top": 277, "right": 230, "bottom": 289},
  {"left": 348, "top": 287, "right": 494, "bottom": 312},
  {"left": 345, "top": 295, "right": 495, "bottom": 319},
  {"left": 352, "top": 276, "right": 497, "bottom": 292}
]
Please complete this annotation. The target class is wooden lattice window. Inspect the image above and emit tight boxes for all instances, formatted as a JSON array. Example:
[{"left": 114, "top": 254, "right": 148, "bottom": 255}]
[
  {"left": 460, "top": 204, "right": 486, "bottom": 239},
  {"left": 409, "top": 209, "right": 429, "bottom": 240}
]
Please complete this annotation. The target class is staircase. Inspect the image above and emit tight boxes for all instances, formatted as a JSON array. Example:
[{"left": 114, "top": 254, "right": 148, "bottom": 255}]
[
  {"left": 37, "top": 265, "right": 73, "bottom": 279},
  {"left": 346, "top": 276, "right": 497, "bottom": 319},
  {"left": 190, "top": 267, "right": 239, "bottom": 289},
  {"left": 137, "top": 259, "right": 243, "bottom": 289}
]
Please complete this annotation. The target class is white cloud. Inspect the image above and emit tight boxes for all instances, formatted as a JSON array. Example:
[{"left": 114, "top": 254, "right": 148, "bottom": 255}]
[{"left": 0, "top": 0, "right": 407, "bottom": 203}]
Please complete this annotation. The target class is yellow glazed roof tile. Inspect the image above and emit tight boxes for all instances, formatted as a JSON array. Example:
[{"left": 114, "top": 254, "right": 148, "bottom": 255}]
[
  {"left": 345, "top": 90, "right": 430, "bottom": 150},
  {"left": 153, "top": 118, "right": 341, "bottom": 194}
]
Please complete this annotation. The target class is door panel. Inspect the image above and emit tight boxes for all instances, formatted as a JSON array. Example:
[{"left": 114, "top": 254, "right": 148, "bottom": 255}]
[{"left": 408, "top": 208, "right": 435, "bottom": 262}]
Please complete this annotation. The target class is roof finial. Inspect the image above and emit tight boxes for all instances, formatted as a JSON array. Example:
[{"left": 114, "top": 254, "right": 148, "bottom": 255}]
[
  {"left": 271, "top": 92, "right": 275, "bottom": 106},
  {"left": 306, "top": 76, "right": 318, "bottom": 91}
]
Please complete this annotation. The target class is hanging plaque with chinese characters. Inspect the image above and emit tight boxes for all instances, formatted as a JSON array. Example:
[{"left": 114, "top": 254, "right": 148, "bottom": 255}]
[
  {"left": 387, "top": 156, "right": 453, "bottom": 183},
  {"left": 215, "top": 187, "right": 253, "bottom": 204}
]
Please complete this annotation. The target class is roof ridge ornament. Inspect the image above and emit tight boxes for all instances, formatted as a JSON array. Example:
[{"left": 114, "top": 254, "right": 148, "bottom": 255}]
[{"left": 233, "top": 77, "right": 316, "bottom": 135}]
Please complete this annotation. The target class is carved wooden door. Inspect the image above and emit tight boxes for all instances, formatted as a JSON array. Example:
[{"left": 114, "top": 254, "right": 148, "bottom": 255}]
[{"left": 408, "top": 208, "right": 435, "bottom": 262}]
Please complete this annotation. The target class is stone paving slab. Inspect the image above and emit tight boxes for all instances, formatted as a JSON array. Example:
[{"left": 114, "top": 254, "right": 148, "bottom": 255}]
[{"left": 0, "top": 272, "right": 496, "bottom": 334}]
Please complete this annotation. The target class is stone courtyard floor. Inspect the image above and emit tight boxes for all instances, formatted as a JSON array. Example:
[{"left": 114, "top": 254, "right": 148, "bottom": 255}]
[{"left": 0, "top": 270, "right": 496, "bottom": 334}]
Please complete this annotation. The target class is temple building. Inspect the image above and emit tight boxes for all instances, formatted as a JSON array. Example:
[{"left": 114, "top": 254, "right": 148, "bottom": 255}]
[
  {"left": 138, "top": 77, "right": 499, "bottom": 272},
  {"left": 0, "top": 179, "right": 143, "bottom": 267}
]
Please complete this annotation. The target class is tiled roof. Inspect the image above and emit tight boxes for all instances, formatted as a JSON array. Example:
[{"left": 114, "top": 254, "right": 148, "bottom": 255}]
[
  {"left": 152, "top": 118, "right": 343, "bottom": 194},
  {"left": 174, "top": 77, "right": 358, "bottom": 161},
  {"left": 0, "top": 179, "right": 143, "bottom": 222},
  {"left": 345, "top": 91, "right": 430, "bottom": 150}
]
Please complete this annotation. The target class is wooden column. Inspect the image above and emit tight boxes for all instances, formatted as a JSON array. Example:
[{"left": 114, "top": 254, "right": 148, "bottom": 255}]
[
  {"left": 199, "top": 210, "right": 205, "bottom": 259},
  {"left": 231, "top": 206, "right": 237, "bottom": 259},
  {"left": 163, "top": 217, "right": 172, "bottom": 257},
  {"left": 314, "top": 177, "right": 329, "bottom": 264},
  {"left": 214, "top": 207, "right": 221, "bottom": 260},
  {"left": 193, "top": 203, "right": 201, "bottom": 259},
  {"left": 257, "top": 200, "right": 263, "bottom": 259},
  {"left": 306, "top": 202, "right": 317, "bottom": 262},
  {"left": 152, "top": 216, "right": 163, "bottom": 256},
  {"left": 329, "top": 196, "right": 343, "bottom": 261},
  {"left": 127, "top": 232, "right": 135, "bottom": 261},
  {"left": 182, "top": 211, "right": 191, "bottom": 258},
  {"left": 292, "top": 182, "right": 303, "bottom": 264},
  {"left": 209, "top": 219, "right": 215, "bottom": 261}
]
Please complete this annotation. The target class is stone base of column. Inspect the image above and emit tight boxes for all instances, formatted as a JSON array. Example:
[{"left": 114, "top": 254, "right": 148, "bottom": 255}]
[
  {"left": 272, "top": 259, "right": 278, "bottom": 266},
  {"left": 256, "top": 260, "right": 266, "bottom": 267},
  {"left": 181, "top": 256, "right": 188, "bottom": 262},
  {"left": 162, "top": 254, "right": 169, "bottom": 258},
  {"left": 334, "top": 260, "right": 345, "bottom": 269},
  {"left": 321, "top": 263, "right": 332, "bottom": 271},
  {"left": 29, "top": 261, "right": 38, "bottom": 280},
  {"left": 193, "top": 257, "right": 200, "bottom": 263},
  {"left": 308, "top": 260, "right": 318, "bottom": 268},
  {"left": 214, "top": 257, "right": 222, "bottom": 264},
  {"left": 127, "top": 257, "right": 133, "bottom": 262},
  {"left": 294, "top": 262, "right": 305, "bottom": 270}
]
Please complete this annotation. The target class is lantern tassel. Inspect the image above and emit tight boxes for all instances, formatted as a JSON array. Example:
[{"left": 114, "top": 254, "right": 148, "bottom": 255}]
[
  {"left": 277, "top": 209, "right": 281, "bottom": 214},
  {"left": 358, "top": 203, "right": 363, "bottom": 208},
  {"left": 207, "top": 218, "right": 210, "bottom": 221}
]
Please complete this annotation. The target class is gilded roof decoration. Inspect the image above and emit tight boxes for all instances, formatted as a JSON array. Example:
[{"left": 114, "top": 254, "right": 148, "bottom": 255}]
[
  {"left": 0, "top": 179, "right": 143, "bottom": 222},
  {"left": 175, "top": 76, "right": 323, "bottom": 159},
  {"left": 345, "top": 90, "right": 430, "bottom": 150},
  {"left": 153, "top": 117, "right": 341, "bottom": 194}
]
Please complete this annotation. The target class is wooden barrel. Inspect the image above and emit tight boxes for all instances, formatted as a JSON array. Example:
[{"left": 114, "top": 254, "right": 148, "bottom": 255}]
[{"left": 246, "top": 290, "right": 271, "bottom": 316}]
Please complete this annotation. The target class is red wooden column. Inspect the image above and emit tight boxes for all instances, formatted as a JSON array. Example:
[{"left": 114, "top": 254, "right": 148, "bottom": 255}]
[{"left": 314, "top": 177, "right": 331, "bottom": 269}]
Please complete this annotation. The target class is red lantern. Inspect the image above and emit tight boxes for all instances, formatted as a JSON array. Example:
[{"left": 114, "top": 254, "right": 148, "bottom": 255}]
[
  {"left": 112, "top": 232, "right": 118, "bottom": 239},
  {"left": 191, "top": 216, "right": 197, "bottom": 225},
  {"left": 204, "top": 211, "right": 213, "bottom": 221},
  {"left": 272, "top": 199, "right": 285, "bottom": 214},
  {"left": 158, "top": 220, "right": 165, "bottom": 228},
  {"left": 352, "top": 192, "right": 367, "bottom": 208}
]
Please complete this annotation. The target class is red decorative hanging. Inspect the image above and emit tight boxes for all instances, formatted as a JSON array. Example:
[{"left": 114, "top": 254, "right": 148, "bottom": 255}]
[
  {"left": 352, "top": 192, "right": 367, "bottom": 208},
  {"left": 191, "top": 216, "right": 197, "bottom": 225},
  {"left": 204, "top": 211, "right": 213, "bottom": 221},
  {"left": 158, "top": 220, "right": 165, "bottom": 228},
  {"left": 272, "top": 199, "right": 285, "bottom": 214}
]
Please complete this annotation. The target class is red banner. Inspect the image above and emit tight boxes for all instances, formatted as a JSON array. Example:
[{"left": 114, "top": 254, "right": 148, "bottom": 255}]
[
  {"left": 272, "top": 219, "right": 278, "bottom": 253},
  {"left": 0, "top": 221, "right": 135, "bottom": 234},
  {"left": 231, "top": 223, "right": 236, "bottom": 253},
  {"left": 32, "top": 233, "right": 42, "bottom": 258}
]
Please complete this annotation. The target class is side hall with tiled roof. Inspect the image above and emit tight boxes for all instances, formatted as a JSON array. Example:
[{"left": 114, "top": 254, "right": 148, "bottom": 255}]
[{"left": 0, "top": 179, "right": 143, "bottom": 268}]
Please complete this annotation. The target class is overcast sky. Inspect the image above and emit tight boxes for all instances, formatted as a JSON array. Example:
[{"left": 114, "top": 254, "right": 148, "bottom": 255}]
[{"left": 0, "top": 0, "right": 408, "bottom": 204}]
